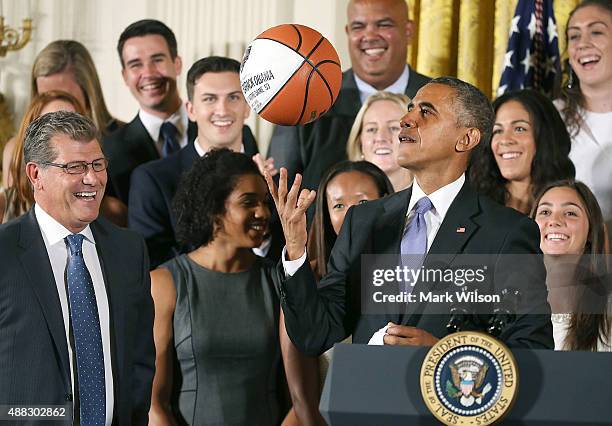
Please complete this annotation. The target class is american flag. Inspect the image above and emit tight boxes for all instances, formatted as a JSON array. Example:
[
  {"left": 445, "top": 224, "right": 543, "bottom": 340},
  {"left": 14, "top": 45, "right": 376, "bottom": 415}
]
[{"left": 497, "top": 0, "right": 561, "bottom": 97}]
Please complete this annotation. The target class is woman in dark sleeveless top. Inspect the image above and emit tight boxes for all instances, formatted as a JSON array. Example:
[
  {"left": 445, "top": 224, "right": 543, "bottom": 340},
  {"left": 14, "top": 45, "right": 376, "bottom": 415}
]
[{"left": 149, "top": 149, "right": 287, "bottom": 425}]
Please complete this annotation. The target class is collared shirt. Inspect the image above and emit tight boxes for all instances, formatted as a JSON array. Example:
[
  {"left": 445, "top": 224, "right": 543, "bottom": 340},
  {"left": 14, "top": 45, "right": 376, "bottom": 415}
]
[
  {"left": 405, "top": 174, "right": 465, "bottom": 252},
  {"left": 283, "top": 174, "right": 466, "bottom": 276},
  {"left": 139, "top": 103, "right": 189, "bottom": 154},
  {"left": 193, "top": 137, "right": 245, "bottom": 157},
  {"left": 35, "top": 204, "right": 113, "bottom": 426},
  {"left": 354, "top": 64, "right": 410, "bottom": 104}
]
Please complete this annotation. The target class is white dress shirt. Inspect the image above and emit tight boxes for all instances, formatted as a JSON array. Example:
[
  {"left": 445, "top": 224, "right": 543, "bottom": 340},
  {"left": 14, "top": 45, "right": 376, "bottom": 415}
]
[
  {"left": 282, "top": 174, "right": 466, "bottom": 276},
  {"left": 35, "top": 204, "right": 113, "bottom": 426},
  {"left": 139, "top": 103, "right": 189, "bottom": 154},
  {"left": 354, "top": 64, "right": 410, "bottom": 104},
  {"left": 405, "top": 174, "right": 465, "bottom": 253}
]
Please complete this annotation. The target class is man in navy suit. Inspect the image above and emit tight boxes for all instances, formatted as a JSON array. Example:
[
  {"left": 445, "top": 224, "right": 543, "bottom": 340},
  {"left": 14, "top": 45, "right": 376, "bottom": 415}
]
[
  {"left": 268, "top": 77, "right": 553, "bottom": 356},
  {"left": 0, "top": 111, "right": 154, "bottom": 424},
  {"left": 103, "top": 19, "right": 196, "bottom": 204},
  {"left": 128, "top": 56, "right": 269, "bottom": 268}
]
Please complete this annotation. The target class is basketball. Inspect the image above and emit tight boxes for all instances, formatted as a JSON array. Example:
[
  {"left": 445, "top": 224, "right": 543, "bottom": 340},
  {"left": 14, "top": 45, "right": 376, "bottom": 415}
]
[{"left": 240, "top": 24, "right": 342, "bottom": 126}]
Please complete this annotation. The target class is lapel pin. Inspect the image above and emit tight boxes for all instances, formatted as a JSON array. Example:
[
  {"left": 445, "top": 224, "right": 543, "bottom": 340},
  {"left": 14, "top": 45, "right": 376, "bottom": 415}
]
[{"left": 456, "top": 227, "right": 466, "bottom": 233}]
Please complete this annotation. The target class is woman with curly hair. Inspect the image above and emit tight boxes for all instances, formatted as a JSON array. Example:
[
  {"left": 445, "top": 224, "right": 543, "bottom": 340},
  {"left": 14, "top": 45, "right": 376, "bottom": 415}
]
[
  {"left": 149, "top": 148, "right": 288, "bottom": 425},
  {"left": 0, "top": 90, "right": 85, "bottom": 223},
  {"left": 532, "top": 180, "right": 611, "bottom": 351},
  {"left": 469, "top": 89, "right": 575, "bottom": 214},
  {"left": 557, "top": 0, "right": 612, "bottom": 244}
]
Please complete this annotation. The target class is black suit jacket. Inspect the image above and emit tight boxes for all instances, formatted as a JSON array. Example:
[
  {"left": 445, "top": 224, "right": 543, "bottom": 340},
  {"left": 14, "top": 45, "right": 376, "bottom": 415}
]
[
  {"left": 128, "top": 126, "right": 284, "bottom": 268},
  {"left": 103, "top": 114, "right": 198, "bottom": 204},
  {"left": 279, "top": 182, "right": 553, "bottom": 356},
  {"left": 267, "top": 67, "right": 431, "bottom": 190},
  {"left": 0, "top": 209, "right": 155, "bottom": 425}
]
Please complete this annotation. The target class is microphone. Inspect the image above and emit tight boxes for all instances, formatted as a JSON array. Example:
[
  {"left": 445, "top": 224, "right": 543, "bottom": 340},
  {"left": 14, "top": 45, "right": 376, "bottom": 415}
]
[
  {"left": 446, "top": 286, "right": 476, "bottom": 333},
  {"left": 487, "top": 288, "right": 522, "bottom": 337}
]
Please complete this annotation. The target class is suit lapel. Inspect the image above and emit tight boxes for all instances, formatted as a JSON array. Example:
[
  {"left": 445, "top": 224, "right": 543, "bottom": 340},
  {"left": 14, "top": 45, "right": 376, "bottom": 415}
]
[
  {"left": 371, "top": 189, "right": 412, "bottom": 324},
  {"left": 242, "top": 125, "right": 260, "bottom": 156},
  {"left": 132, "top": 116, "right": 160, "bottom": 161},
  {"left": 187, "top": 119, "right": 198, "bottom": 143},
  {"left": 17, "top": 210, "right": 71, "bottom": 389},
  {"left": 403, "top": 182, "right": 481, "bottom": 325},
  {"left": 372, "top": 188, "right": 411, "bottom": 255}
]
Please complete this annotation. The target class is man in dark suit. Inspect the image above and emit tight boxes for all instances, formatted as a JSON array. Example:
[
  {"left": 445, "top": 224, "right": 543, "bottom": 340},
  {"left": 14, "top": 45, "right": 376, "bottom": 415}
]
[
  {"left": 128, "top": 56, "right": 278, "bottom": 268},
  {"left": 267, "top": 0, "right": 430, "bottom": 190},
  {"left": 0, "top": 111, "right": 154, "bottom": 424},
  {"left": 268, "top": 77, "right": 553, "bottom": 356},
  {"left": 103, "top": 19, "right": 196, "bottom": 204}
]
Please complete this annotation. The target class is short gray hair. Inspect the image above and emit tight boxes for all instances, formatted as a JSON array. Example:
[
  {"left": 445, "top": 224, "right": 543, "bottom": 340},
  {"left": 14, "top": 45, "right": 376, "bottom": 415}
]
[
  {"left": 429, "top": 77, "right": 494, "bottom": 144},
  {"left": 23, "top": 110, "right": 101, "bottom": 166}
]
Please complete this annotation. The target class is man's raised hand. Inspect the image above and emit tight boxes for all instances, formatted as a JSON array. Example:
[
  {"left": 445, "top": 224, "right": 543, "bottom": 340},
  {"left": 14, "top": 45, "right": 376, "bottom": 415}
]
[{"left": 264, "top": 168, "right": 316, "bottom": 261}]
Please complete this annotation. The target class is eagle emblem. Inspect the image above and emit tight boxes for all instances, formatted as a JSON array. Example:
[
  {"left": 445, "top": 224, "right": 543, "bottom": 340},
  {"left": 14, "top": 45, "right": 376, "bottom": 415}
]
[{"left": 446, "top": 355, "right": 493, "bottom": 407}]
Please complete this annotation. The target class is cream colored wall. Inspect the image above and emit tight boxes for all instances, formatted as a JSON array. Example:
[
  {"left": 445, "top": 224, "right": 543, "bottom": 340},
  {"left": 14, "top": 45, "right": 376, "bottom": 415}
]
[{"left": 0, "top": 0, "right": 351, "bottom": 154}]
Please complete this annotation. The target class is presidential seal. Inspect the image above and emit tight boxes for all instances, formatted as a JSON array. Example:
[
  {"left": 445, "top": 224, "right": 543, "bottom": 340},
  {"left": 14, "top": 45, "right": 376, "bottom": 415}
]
[{"left": 420, "top": 331, "right": 518, "bottom": 425}]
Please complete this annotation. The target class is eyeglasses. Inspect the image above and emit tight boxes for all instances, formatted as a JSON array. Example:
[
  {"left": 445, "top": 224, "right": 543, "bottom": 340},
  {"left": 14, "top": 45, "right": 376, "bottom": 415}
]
[{"left": 41, "top": 158, "right": 109, "bottom": 174}]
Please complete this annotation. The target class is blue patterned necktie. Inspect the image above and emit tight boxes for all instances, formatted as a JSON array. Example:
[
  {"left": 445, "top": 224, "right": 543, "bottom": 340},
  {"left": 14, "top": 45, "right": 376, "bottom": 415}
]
[
  {"left": 160, "top": 121, "right": 180, "bottom": 157},
  {"left": 65, "top": 234, "right": 105, "bottom": 426},
  {"left": 400, "top": 197, "right": 434, "bottom": 293}
]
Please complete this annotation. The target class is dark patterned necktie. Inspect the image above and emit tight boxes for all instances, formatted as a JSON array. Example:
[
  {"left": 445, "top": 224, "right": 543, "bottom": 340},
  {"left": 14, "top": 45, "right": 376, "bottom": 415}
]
[
  {"left": 65, "top": 234, "right": 105, "bottom": 426},
  {"left": 160, "top": 121, "right": 180, "bottom": 157}
]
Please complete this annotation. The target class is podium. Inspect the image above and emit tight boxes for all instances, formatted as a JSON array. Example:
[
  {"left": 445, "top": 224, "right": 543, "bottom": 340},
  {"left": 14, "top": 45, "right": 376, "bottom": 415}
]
[{"left": 320, "top": 344, "right": 611, "bottom": 425}]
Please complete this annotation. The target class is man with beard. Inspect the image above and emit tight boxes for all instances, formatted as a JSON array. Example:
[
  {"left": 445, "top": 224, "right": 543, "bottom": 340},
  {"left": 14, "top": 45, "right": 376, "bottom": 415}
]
[
  {"left": 103, "top": 19, "right": 197, "bottom": 204},
  {"left": 267, "top": 0, "right": 430, "bottom": 192}
]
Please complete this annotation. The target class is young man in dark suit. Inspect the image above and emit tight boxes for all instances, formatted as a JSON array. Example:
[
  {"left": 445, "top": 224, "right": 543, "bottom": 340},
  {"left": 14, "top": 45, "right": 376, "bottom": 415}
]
[
  {"left": 103, "top": 19, "right": 196, "bottom": 204},
  {"left": 267, "top": 0, "right": 431, "bottom": 191},
  {"left": 0, "top": 111, "right": 154, "bottom": 424},
  {"left": 128, "top": 56, "right": 270, "bottom": 268},
  {"left": 268, "top": 77, "right": 553, "bottom": 356}
]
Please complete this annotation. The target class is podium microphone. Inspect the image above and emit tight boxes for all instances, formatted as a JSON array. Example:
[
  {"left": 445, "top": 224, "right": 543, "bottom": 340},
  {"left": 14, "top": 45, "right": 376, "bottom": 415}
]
[
  {"left": 488, "top": 288, "right": 522, "bottom": 337},
  {"left": 446, "top": 286, "right": 475, "bottom": 333}
]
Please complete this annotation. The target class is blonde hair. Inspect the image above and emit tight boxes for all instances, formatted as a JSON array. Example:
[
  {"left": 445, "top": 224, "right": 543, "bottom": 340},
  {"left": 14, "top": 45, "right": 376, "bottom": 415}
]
[
  {"left": 346, "top": 91, "right": 410, "bottom": 161},
  {"left": 31, "top": 40, "right": 117, "bottom": 134}
]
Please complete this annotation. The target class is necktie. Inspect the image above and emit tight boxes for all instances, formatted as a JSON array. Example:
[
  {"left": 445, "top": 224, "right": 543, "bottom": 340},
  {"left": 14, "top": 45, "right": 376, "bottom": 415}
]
[
  {"left": 400, "top": 196, "right": 434, "bottom": 293},
  {"left": 160, "top": 121, "right": 180, "bottom": 157},
  {"left": 65, "top": 234, "right": 105, "bottom": 426}
]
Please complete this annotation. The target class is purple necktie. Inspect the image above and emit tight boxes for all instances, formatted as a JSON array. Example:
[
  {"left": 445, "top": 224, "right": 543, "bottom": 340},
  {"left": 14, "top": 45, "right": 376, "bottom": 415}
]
[{"left": 400, "top": 196, "right": 433, "bottom": 292}]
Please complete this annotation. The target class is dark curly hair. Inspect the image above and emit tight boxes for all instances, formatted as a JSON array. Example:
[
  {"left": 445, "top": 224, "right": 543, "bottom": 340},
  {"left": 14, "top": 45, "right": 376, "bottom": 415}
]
[
  {"left": 307, "top": 160, "right": 394, "bottom": 280},
  {"left": 172, "top": 148, "right": 263, "bottom": 249},
  {"left": 559, "top": 0, "right": 612, "bottom": 136},
  {"left": 469, "top": 89, "right": 575, "bottom": 208}
]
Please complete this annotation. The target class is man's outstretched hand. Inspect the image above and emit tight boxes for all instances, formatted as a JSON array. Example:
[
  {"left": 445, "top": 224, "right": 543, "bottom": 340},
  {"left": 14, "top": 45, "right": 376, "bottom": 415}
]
[{"left": 264, "top": 168, "right": 316, "bottom": 261}]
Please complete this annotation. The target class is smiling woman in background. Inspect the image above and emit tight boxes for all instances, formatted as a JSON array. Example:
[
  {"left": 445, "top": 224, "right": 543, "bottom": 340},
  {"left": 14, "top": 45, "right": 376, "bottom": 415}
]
[
  {"left": 470, "top": 89, "right": 575, "bottom": 214},
  {"left": 346, "top": 92, "right": 413, "bottom": 191},
  {"left": 557, "top": 0, "right": 612, "bottom": 244},
  {"left": 0, "top": 90, "right": 85, "bottom": 224},
  {"left": 532, "top": 179, "right": 611, "bottom": 352}
]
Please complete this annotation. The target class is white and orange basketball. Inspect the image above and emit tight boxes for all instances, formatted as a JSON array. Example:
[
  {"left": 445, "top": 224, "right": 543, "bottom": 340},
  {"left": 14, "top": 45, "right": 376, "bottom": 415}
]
[{"left": 240, "top": 24, "right": 342, "bottom": 126}]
